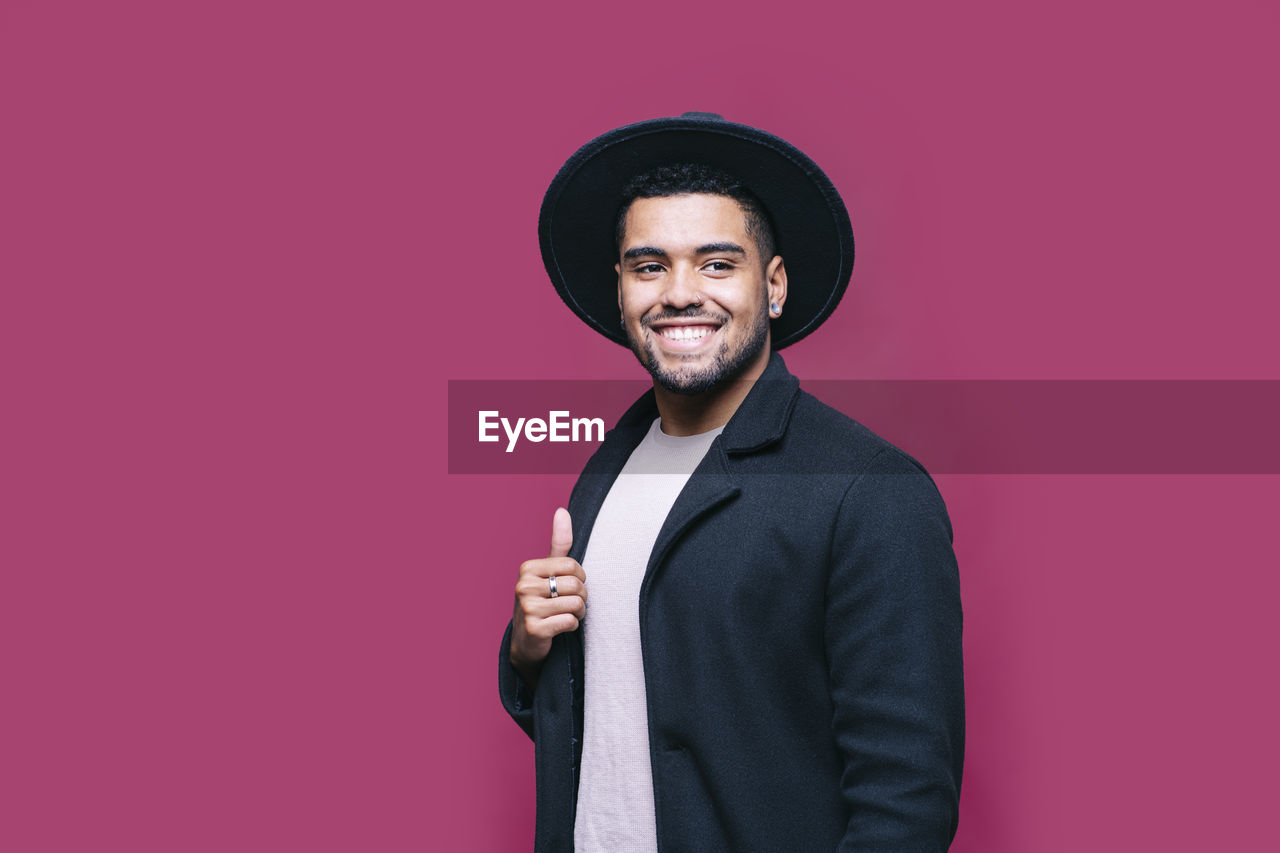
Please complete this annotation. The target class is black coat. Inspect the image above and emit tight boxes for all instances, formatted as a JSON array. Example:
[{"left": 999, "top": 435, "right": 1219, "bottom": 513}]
[{"left": 500, "top": 353, "right": 964, "bottom": 852}]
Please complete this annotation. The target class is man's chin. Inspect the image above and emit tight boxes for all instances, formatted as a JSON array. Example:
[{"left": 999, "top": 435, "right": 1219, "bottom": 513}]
[
  {"left": 644, "top": 353, "right": 744, "bottom": 396},
  {"left": 652, "top": 370, "right": 721, "bottom": 396},
  {"left": 633, "top": 348, "right": 719, "bottom": 395},
  {"left": 629, "top": 326, "right": 767, "bottom": 397}
]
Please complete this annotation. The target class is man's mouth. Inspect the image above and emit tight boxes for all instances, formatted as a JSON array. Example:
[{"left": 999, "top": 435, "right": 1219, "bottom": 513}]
[{"left": 654, "top": 324, "right": 719, "bottom": 343}]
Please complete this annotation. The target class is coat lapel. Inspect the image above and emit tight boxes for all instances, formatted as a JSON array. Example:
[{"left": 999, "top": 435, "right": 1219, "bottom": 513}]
[
  {"left": 641, "top": 446, "right": 740, "bottom": 591},
  {"left": 641, "top": 352, "right": 801, "bottom": 590},
  {"left": 573, "top": 352, "right": 801, "bottom": 562}
]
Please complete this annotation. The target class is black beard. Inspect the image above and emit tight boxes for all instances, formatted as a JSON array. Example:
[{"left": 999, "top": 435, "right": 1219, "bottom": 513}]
[{"left": 628, "top": 303, "right": 770, "bottom": 396}]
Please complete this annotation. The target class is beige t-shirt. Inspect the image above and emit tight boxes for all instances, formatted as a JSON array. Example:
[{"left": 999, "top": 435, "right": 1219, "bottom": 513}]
[{"left": 573, "top": 417, "right": 725, "bottom": 853}]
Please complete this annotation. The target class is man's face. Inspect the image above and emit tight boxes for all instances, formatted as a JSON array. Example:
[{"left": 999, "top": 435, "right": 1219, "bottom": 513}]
[{"left": 616, "top": 193, "right": 786, "bottom": 396}]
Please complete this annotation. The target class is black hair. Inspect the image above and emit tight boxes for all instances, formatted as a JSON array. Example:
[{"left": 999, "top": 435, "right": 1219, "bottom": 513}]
[{"left": 614, "top": 163, "right": 778, "bottom": 262}]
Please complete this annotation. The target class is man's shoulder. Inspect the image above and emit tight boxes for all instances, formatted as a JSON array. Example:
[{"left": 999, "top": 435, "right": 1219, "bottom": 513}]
[
  {"left": 783, "top": 387, "right": 933, "bottom": 482},
  {"left": 787, "top": 389, "right": 953, "bottom": 544}
]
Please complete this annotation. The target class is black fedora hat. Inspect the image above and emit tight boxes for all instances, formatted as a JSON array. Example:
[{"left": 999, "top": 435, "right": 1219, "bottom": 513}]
[{"left": 538, "top": 111, "right": 854, "bottom": 349}]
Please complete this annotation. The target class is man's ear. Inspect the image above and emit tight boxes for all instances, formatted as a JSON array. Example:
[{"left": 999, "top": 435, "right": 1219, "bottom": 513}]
[
  {"left": 766, "top": 255, "right": 788, "bottom": 316},
  {"left": 615, "top": 263, "right": 623, "bottom": 312}
]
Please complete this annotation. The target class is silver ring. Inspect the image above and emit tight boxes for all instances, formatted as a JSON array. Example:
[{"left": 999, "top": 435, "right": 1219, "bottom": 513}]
[{"left": 548, "top": 576, "right": 559, "bottom": 598}]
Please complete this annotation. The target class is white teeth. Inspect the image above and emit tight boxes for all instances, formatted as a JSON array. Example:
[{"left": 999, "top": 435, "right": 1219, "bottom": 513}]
[{"left": 658, "top": 325, "right": 714, "bottom": 341}]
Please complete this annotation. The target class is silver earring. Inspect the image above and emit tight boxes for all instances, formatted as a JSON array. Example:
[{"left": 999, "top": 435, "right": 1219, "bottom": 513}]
[{"left": 769, "top": 301, "right": 781, "bottom": 316}]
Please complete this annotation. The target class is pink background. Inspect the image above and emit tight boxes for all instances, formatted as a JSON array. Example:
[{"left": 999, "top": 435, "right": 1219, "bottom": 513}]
[{"left": 3, "top": 1, "right": 1278, "bottom": 850}]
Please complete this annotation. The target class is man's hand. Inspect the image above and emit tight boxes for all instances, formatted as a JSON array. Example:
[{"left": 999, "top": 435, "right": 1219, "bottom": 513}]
[{"left": 509, "top": 507, "right": 587, "bottom": 691}]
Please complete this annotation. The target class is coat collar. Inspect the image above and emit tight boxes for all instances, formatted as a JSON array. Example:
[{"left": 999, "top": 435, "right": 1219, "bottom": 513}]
[
  {"left": 563, "top": 351, "right": 803, "bottom": 720},
  {"left": 565, "top": 351, "right": 802, "bottom": 567},
  {"left": 610, "top": 351, "right": 801, "bottom": 455}
]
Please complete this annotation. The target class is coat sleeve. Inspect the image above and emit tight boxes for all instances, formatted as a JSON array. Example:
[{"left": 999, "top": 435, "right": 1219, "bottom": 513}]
[
  {"left": 825, "top": 447, "right": 965, "bottom": 852},
  {"left": 498, "top": 619, "right": 536, "bottom": 741}
]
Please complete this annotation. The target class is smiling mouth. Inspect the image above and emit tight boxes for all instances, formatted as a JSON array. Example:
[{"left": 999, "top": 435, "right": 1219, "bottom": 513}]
[{"left": 653, "top": 324, "right": 720, "bottom": 343}]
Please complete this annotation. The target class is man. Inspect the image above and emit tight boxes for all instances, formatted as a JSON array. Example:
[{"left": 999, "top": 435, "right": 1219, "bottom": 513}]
[{"left": 500, "top": 113, "right": 964, "bottom": 852}]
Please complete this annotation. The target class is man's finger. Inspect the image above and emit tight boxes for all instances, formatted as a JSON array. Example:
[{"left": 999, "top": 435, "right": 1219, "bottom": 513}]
[
  {"left": 518, "top": 573, "right": 585, "bottom": 600},
  {"left": 526, "top": 595, "right": 587, "bottom": 619},
  {"left": 540, "top": 613, "right": 580, "bottom": 636},
  {"left": 548, "top": 506, "right": 573, "bottom": 559},
  {"left": 518, "top": 556, "right": 586, "bottom": 582}
]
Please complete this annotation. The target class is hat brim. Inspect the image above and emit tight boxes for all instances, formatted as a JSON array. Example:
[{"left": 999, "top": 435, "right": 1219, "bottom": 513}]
[{"left": 538, "top": 114, "right": 854, "bottom": 349}]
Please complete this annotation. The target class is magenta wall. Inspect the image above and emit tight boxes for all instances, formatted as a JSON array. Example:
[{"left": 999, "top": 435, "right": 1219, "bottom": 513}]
[{"left": 3, "top": 2, "right": 1277, "bottom": 850}]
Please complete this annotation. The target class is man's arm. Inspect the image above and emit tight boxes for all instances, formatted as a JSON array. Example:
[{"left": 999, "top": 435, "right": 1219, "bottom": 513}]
[
  {"left": 497, "top": 507, "right": 588, "bottom": 742},
  {"left": 825, "top": 447, "right": 965, "bottom": 852}
]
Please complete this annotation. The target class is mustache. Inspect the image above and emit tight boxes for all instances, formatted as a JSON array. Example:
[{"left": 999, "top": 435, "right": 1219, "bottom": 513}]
[{"left": 641, "top": 307, "right": 730, "bottom": 326}]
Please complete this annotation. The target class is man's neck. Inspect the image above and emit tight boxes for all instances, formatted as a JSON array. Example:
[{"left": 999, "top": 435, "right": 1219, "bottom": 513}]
[{"left": 653, "top": 349, "right": 772, "bottom": 437}]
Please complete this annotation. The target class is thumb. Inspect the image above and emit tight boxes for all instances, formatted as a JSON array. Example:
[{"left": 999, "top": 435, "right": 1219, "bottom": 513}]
[{"left": 548, "top": 507, "right": 573, "bottom": 559}]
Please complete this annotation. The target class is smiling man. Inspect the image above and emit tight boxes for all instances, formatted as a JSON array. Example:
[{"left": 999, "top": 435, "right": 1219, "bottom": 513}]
[
  {"left": 617, "top": 171, "right": 785, "bottom": 431},
  {"left": 499, "top": 113, "right": 964, "bottom": 852}
]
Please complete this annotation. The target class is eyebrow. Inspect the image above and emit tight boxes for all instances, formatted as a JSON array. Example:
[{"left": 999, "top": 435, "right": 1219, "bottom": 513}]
[
  {"left": 695, "top": 242, "right": 747, "bottom": 257},
  {"left": 621, "top": 242, "right": 748, "bottom": 261},
  {"left": 622, "top": 246, "right": 668, "bottom": 261}
]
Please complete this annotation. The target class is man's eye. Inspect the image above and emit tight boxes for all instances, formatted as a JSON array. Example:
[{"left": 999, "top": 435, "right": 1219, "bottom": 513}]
[
  {"left": 635, "top": 263, "right": 664, "bottom": 274},
  {"left": 704, "top": 261, "right": 735, "bottom": 272}
]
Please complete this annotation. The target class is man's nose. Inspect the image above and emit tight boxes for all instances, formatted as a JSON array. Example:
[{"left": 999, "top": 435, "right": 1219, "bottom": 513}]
[{"left": 662, "top": 265, "right": 702, "bottom": 308}]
